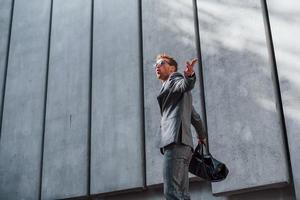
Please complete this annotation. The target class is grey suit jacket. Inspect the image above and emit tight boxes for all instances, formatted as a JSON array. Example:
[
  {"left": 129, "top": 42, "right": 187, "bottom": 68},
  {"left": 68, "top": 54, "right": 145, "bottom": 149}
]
[{"left": 157, "top": 72, "right": 207, "bottom": 154}]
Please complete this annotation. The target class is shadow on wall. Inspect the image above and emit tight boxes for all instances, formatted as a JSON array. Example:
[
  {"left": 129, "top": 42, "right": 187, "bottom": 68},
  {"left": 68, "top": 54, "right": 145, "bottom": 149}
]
[
  {"left": 95, "top": 0, "right": 297, "bottom": 198},
  {"left": 142, "top": 0, "right": 291, "bottom": 195},
  {"left": 198, "top": 0, "right": 300, "bottom": 125},
  {"left": 266, "top": 1, "right": 300, "bottom": 124},
  {"left": 195, "top": 0, "right": 297, "bottom": 197}
]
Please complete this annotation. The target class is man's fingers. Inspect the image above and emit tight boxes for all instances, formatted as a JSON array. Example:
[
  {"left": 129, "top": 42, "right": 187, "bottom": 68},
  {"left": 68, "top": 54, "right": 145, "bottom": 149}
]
[
  {"left": 186, "top": 58, "right": 198, "bottom": 69},
  {"left": 191, "top": 58, "right": 198, "bottom": 66},
  {"left": 185, "top": 66, "right": 193, "bottom": 73},
  {"left": 185, "top": 59, "right": 197, "bottom": 74}
]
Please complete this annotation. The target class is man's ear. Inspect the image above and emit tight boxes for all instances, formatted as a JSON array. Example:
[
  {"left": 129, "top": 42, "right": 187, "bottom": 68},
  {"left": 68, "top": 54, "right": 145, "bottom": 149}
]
[{"left": 170, "top": 66, "right": 176, "bottom": 73}]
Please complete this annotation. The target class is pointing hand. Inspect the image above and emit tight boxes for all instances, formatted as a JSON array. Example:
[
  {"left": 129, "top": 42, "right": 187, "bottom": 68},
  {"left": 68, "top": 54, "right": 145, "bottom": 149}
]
[{"left": 184, "top": 58, "right": 197, "bottom": 76}]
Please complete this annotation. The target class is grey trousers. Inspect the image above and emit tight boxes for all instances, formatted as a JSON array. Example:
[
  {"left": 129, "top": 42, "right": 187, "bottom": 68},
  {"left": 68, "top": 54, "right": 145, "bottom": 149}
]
[{"left": 163, "top": 143, "right": 193, "bottom": 200}]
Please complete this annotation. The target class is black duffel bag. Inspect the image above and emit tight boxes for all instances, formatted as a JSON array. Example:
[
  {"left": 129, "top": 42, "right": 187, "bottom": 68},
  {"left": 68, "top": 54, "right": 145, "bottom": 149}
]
[{"left": 189, "top": 143, "right": 229, "bottom": 182}]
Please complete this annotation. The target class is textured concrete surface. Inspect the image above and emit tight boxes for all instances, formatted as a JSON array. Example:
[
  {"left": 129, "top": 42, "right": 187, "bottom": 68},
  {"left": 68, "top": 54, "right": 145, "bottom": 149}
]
[
  {"left": 267, "top": 1, "right": 300, "bottom": 199},
  {"left": 94, "top": 181, "right": 295, "bottom": 200},
  {"left": 142, "top": 0, "right": 205, "bottom": 186},
  {"left": 0, "top": 0, "right": 51, "bottom": 199},
  {"left": 0, "top": 0, "right": 12, "bottom": 121},
  {"left": 91, "top": 0, "right": 144, "bottom": 194},
  {"left": 0, "top": 0, "right": 299, "bottom": 199},
  {"left": 41, "top": 0, "right": 90, "bottom": 199},
  {"left": 196, "top": 0, "right": 289, "bottom": 195}
]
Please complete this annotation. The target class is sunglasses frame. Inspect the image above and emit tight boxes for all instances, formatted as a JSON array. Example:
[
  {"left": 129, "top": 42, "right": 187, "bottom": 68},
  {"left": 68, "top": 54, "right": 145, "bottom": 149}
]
[{"left": 154, "top": 60, "right": 169, "bottom": 68}]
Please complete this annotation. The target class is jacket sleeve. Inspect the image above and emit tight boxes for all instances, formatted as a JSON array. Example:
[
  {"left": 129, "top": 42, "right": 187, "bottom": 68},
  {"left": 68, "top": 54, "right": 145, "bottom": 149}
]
[
  {"left": 191, "top": 106, "right": 207, "bottom": 139},
  {"left": 169, "top": 72, "right": 196, "bottom": 93}
]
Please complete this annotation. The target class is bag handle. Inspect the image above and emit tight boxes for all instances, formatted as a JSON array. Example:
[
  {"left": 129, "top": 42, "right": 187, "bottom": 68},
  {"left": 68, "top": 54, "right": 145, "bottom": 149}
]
[{"left": 195, "top": 143, "right": 210, "bottom": 156}]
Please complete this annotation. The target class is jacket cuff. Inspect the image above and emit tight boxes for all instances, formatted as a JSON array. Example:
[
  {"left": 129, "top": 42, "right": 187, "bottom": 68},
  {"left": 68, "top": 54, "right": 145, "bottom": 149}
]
[
  {"left": 188, "top": 72, "right": 195, "bottom": 77},
  {"left": 185, "top": 71, "right": 195, "bottom": 78},
  {"left": 197, "top": 131, "right": 207, "bottom": 140}
]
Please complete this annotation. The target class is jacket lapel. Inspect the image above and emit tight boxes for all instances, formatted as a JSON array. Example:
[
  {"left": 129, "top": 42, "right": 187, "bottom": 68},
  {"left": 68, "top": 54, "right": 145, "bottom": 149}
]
[
  {"left": 159, "top": 81, "right": 166, "bottom": 94},
  {"left": 157, "top": 81, "right": 168, "bottom": 115}
]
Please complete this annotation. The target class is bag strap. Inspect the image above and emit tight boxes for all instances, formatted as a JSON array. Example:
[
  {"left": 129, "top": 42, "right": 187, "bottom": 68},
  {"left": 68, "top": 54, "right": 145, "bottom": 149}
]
[{"left": 195, "top": 143, "right": 210, "bottom": 155}]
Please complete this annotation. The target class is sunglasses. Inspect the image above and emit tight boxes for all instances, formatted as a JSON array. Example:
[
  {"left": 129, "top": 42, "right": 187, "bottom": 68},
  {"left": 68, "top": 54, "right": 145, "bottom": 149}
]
[{"left": 153, "top": 60, "right": 169, "bottom": 68}]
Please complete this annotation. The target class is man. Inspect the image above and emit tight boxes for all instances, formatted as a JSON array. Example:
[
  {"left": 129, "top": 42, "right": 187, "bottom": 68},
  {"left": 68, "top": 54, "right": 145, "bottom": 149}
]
[{"left": 155, "top": 53, "right": 207, "bottom": 200}]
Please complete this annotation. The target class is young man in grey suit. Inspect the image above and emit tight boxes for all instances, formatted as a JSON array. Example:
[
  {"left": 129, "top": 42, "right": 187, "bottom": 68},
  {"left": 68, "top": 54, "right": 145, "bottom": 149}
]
[{"left": 155, "top": 54, "right": 207, "bottom": 200}]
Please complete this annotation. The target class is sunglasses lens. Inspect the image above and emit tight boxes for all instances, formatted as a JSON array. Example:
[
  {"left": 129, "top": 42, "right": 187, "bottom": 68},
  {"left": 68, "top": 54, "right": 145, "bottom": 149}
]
[{"left": 155, "top": 60, "right": 166, "bottom": 67}]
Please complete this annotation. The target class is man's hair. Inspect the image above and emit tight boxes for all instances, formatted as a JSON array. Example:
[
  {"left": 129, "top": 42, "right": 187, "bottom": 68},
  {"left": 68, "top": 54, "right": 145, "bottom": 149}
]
[{"left": 156, "top": 53, "right": 178, "bottom": 71}]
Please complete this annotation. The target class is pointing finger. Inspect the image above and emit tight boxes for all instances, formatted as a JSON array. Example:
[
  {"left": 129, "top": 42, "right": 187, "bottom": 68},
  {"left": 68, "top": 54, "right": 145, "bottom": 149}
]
[{"left": 191, "top": 58, "right": 198, "bottom": 66}]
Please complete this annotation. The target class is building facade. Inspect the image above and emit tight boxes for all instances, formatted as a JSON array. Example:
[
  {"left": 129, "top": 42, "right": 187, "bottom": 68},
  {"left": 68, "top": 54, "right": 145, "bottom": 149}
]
[{"left": 0, "top": 0, "right": 299, "bottom": 199}]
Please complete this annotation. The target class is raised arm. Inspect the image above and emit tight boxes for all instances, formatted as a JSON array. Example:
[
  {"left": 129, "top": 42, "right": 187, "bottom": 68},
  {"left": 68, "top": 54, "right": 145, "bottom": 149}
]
[
  {"left": 169, "top": 72, "right": 196, "bottom": 93},
  {"left": 169, "top": 58, "right": 198, "bottom": 93}
]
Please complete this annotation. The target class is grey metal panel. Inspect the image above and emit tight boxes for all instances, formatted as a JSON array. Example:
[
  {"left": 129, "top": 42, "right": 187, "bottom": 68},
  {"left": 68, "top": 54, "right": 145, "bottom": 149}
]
[
  {"left": 196, "top": 0, "right": 289, "bottom": 195},
  {"left": 0, "top": 0, "right": 12, "bottom": 120},
  {"left": 91, "top": 0, "right": 144, "bottom": 194},
  {"left": 142, "top": 0, "right": 204, "bottom": 185},
  {"left": 0, "top": 0, "right": 51, "bottom": 199},
  {"left": 267, "top": 1, "right": 300, "bottom": 199},
  {"left": 41, "top": 0, "right": 90, "bottom": 199}
]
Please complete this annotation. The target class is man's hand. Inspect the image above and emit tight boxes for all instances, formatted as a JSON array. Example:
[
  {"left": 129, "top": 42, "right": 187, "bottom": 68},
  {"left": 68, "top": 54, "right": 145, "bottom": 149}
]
[
  {"left": 184, "top": 58, "right": 198, "bottom": 76},
  {"left": 198, "top": 138, "right": 207, "bottom": 146}
]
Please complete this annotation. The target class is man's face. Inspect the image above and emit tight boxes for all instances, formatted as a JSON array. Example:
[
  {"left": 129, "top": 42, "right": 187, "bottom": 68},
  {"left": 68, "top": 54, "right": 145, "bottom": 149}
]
[{"left": 155, "top": 58, "right": 174, "bottom": 81}]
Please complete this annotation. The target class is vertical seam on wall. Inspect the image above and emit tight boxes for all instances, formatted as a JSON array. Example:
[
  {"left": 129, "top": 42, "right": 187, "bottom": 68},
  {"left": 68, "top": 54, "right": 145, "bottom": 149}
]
[
  {"left": 0, "top": 0, "right": 15, "bottom": 141},
  {"left": 87, "top": 0, "right": 94, "bottom": 198},
  {"left": 39, "top": 0, "right": 53, "bottom": 199},
  {"left": 193, "top": 0, "right": 209, "bottom": 150},
  {"left": 138, "top": 0, "right": 147, "bottom": 190},
  {"left": 261, "top": 0, "right": 294, "bottom": 185}
]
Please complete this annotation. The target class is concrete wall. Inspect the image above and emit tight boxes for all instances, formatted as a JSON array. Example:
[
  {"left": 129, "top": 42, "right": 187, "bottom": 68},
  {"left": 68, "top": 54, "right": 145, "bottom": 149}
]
[
  {"left": 95, "top": 181, "right": 295, "bottom": 200},
  {"left": 196, "top": 0, "right": 289, "bottom": 195},
  {"left": 0, "top": 0, "right": 298, "bottom": 200},
  {"left": 41, "top": 0, "right": 90, "bottom": 199},
  {"left": 142, "top": 0, "right": 204, "bottom": 186},
  {"left": 0, "top": 0, "right": 51, "bottom": 199},
  {"left": 266, "top": 0, "right": 300, "bottom": 199},
  {"left": 91, "top": 0, "right": 144, "bottom": 195},
  {"left": 0, "top": 0, "right": 13, "bottom": 124}
]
